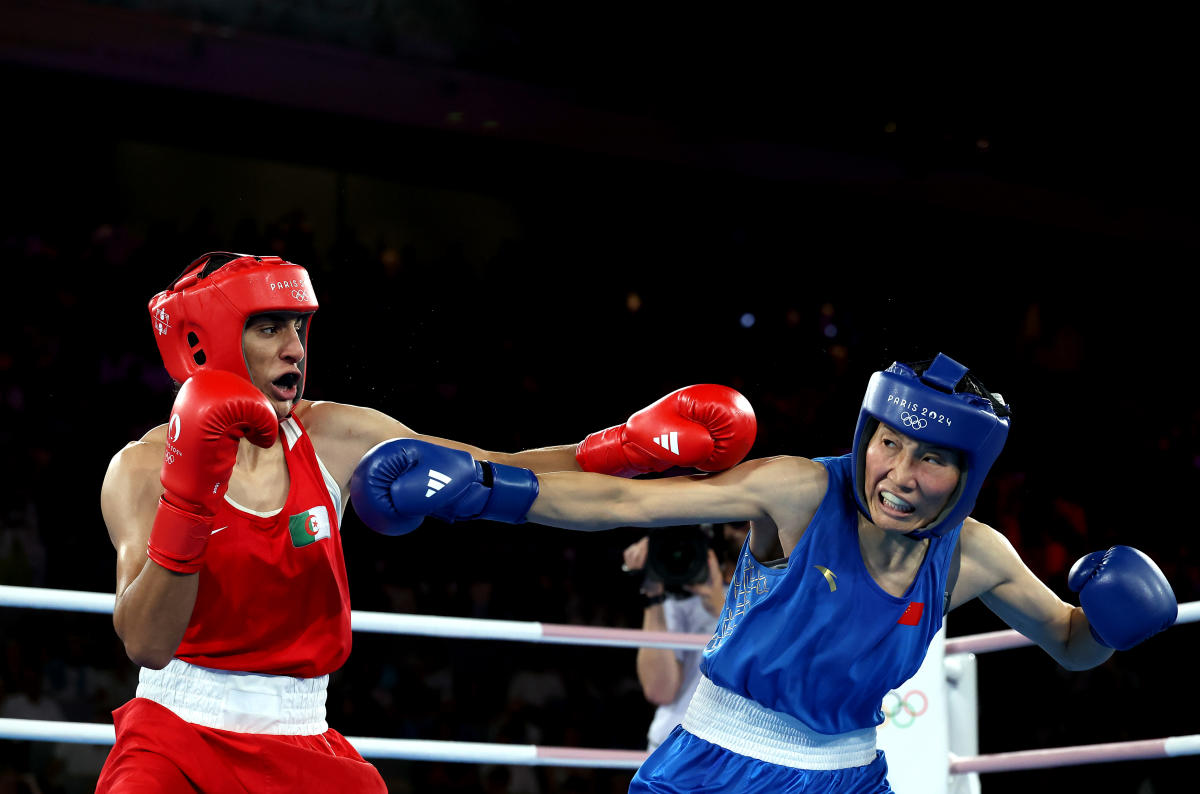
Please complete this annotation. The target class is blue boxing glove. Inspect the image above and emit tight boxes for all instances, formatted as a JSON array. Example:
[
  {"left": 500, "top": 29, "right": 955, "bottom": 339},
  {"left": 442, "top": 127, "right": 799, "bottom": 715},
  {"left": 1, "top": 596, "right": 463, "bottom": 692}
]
[
  {"left": 1067, "top": 545, "right": 1177, "bottom": 651},
  {"left": 350, "top": 438, "right": 539, "bottom": 536}
]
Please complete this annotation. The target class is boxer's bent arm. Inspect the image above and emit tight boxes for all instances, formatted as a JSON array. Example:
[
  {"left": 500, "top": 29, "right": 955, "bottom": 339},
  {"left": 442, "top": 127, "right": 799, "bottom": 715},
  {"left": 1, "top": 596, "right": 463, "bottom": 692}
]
[
  {"left": 102, "top": 439, "right": 199, "bottom": 669},
  {"left": 298, "top": 401, "right": 580, "bottom": 498},
  {"left": 955, "top": 520, "right": 1113, "bottom": 670},
  {"left": 528, "top": 456, "right": 818, "bottom": 532}
]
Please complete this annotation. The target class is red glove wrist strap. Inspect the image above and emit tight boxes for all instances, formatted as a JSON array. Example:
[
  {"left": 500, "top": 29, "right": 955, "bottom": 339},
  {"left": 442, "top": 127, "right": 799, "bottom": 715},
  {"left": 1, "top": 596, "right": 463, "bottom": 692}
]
[
  {"left": 576, "top": 425, "right": 642, "bottom": 477},
  {"left": 146, "top": 497, "right": 212, "bottom": 574}
]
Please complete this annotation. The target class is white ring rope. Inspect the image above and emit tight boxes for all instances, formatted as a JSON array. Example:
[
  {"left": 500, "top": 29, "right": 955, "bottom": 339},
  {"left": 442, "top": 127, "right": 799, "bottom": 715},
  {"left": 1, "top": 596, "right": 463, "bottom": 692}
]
[
  {"left": 0, "top": 585, "right": 708, "bottom": 650},
  {"left": 950, "top": 734, "right": 1200, "bottom": 774},
  {"left": 944, "top": 600, "right": 1200, "bottom": 655},
  {"left": 6, "top": 585, "right": 1196, "bottom": 654},
  {"left": 2, "top": 585, "right": 1197, "bottom": 773},
  {"left": 0, "top": 717, "right": 649, "bottom": 767}
]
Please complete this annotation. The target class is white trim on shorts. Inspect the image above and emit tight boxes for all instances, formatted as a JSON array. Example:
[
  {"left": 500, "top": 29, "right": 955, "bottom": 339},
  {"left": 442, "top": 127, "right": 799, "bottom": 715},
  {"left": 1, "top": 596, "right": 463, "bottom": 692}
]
[
  {"left": 681, "top": 676, "right": 877, "bottom": 770},
  {"left": 137, "top": 658, "right": 329, "bottom": 735}
]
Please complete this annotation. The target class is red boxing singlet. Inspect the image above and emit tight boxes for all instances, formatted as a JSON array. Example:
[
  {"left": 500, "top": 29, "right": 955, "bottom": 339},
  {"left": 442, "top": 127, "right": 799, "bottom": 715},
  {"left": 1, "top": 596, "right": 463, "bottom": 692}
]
[{"left": 175, "top": 415, "right": 352, "bottom": 677}]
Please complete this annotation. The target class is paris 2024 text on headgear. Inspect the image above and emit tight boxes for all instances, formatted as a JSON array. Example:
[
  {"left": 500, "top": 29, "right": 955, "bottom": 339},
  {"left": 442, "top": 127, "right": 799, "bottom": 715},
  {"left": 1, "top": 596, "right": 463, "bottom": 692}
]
[
  {"left": 851, "top": 353, "right": 1011, "bottom": 539},
  {"left": 147, "top": 252, "right": 320, "bottom": 406}
]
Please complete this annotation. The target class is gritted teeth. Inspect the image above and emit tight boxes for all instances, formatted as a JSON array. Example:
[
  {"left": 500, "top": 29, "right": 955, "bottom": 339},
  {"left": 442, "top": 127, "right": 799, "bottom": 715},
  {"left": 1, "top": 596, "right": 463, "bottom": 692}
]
[{"left": 880, "top": 491, "right": 914, "bottom": 513}]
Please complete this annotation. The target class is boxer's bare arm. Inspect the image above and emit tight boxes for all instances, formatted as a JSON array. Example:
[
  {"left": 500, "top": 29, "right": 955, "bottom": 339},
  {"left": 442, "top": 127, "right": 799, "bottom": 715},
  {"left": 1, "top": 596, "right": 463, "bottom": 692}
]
[
  {"left": 102, "top": 429, "right": 198, "bottom": 669},
  {"left": 296, "top": 400, "right": 580, "bottom": 496},
  {"left": 951, "top": 518, "right": 1112, "bottom": 670},
  {"left": 530, "top": 456, "right": 827, "bottom": 555}
]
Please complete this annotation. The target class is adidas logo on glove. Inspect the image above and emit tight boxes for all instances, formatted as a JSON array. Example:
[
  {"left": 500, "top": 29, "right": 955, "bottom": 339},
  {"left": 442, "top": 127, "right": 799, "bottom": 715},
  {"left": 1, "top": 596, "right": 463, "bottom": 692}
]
[
  {"left": 350, "top": 438, "right": 540, "bottom": 538},
  {"left": 425, "top": 469, "right": 452, "bottom": 498},
  {"left": 652, "top": 432, "right": 679, "bottom": 455}
]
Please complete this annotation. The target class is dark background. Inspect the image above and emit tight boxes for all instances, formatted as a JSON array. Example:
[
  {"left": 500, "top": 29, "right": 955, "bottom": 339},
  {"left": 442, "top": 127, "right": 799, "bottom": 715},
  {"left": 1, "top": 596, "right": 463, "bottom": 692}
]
[{"left": 1, "top": 2, "right": 1197, "bottom": 792}]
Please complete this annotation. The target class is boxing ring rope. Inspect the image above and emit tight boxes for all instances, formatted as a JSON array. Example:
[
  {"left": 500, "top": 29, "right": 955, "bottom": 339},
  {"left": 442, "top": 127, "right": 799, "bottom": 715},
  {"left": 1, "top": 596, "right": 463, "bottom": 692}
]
[
  {"left": 945, "top": 599, "right": 1200, "bottom": 655},
  {"left": 2, "top": 584, "right": 1199, "bottom": 774},
  {"left": 0, "top": 717, "right": 649, "bottom": 769},
  {"left": 0, "top": 585, "right": 708, "bottom": 650},
  {"left": 949, "top": 735, "right": 1200, "bottom": 774}
]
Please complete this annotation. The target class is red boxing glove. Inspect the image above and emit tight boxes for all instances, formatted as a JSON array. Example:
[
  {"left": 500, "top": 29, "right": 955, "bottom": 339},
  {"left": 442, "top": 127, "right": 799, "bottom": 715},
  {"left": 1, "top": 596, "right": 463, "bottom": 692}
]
[
  {"left": 577, "top": 384, "right": 756, "bottom": 477},
  {"left": 146, "top": 370, "right": 278, "bottom": 573}
]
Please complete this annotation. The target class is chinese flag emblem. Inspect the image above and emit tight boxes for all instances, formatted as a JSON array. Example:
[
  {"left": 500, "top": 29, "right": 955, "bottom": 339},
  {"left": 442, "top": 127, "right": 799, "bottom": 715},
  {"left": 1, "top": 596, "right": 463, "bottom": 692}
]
[{"left": 897, "top": 602, "right": 924, "bottom": 626}]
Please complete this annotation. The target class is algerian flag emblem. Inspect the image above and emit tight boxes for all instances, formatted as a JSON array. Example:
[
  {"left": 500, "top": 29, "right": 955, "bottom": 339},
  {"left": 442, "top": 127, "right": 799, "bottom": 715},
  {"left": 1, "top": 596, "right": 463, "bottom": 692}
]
[{"left": 289, "top": 505, "right": 331, "bottom": 548}]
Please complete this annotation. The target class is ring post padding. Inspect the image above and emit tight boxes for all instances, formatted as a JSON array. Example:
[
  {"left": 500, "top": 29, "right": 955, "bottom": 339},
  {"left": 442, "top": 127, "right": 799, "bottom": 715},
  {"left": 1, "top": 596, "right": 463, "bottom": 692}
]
[{"left": 877, "top": 627, "right": 949, "bottom": 794}]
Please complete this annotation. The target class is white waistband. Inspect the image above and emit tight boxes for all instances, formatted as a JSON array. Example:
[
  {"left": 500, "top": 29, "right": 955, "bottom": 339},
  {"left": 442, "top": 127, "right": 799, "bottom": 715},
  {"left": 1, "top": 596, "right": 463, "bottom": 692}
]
[
  {"left": 681, "top": 676, "right": 877, "bottom": 770},
  {"left": 137, "top": 659, "right": 329, "bottom": 735}
]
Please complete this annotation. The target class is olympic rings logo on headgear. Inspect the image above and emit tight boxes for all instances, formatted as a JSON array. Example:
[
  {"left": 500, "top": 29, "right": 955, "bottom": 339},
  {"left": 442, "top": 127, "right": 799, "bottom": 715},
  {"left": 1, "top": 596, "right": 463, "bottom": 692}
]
[
  {"left": 881, "top": 689, "right": 927, "bottom": 729},
  {"left": 900, "top": 411, "right": 928, "bottom": 430},
  {"left": 291, "top": 289, "right": 307, "bottom": 301}
]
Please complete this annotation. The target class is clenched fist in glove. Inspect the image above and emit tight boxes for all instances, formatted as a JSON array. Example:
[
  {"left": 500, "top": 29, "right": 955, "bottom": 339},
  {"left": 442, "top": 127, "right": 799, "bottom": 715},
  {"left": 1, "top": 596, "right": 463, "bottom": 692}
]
[
  {"left": 1068, "top": 545, "right": 1177, "bottom": 651},
  {"left": 576, "top": 384, "right": 756, "bottom": 478},
  {"left": 351, "top": 438, "right": 539, "bottom": 537},
  {"left": 147, "top": 370, "right": 278, "bottom": 573}
]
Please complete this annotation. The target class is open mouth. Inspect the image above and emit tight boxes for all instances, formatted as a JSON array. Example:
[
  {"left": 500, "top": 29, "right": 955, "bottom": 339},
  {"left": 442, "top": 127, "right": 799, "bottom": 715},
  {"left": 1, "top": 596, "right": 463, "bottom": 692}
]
[{"left": 270, "top": 372, "right": 301, "bottom": 401}]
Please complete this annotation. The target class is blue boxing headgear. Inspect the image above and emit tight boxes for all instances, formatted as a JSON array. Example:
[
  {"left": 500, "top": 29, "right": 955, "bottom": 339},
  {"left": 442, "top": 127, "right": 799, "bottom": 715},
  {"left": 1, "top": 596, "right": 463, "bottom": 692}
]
[{"left": 851, "top": 353, "right": 1011, "bottom": 539}]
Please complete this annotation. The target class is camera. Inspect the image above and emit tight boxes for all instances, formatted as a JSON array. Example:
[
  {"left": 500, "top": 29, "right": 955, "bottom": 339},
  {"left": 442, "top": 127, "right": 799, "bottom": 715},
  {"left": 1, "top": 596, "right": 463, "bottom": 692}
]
[{"left": 645, "top": 524, "right": 712, "bottom": 598}]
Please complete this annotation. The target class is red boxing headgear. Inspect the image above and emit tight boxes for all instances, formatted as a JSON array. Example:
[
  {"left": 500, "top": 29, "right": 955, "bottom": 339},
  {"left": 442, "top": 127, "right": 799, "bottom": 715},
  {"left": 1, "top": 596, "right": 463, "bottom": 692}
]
[{"left": 148, "top": 252, "right": 319, "bottom": 400}]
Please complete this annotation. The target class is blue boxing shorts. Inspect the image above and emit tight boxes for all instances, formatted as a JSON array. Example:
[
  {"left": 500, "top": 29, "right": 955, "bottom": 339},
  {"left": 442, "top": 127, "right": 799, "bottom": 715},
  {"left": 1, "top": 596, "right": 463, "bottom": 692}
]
[
  {"left": 630, "top": 726, "right": 891, "bottom": 793},
  {"left": 630, "top": 677, "right": 892, "bottom": 793}
]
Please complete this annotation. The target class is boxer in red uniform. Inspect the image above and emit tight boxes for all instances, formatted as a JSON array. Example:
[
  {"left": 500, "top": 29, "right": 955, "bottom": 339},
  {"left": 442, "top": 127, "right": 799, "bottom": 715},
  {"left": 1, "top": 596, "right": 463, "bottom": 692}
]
[{"left": 96, "top": 252, "right": 758, "bottom": 792}]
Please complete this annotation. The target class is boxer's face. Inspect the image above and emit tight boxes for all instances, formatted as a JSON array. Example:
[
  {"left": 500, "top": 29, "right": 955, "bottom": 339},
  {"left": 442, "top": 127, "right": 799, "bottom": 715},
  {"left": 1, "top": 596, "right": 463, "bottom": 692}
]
[
  {"left": 243, "top": 312, "right": 307, "bottom": 418},
  {"left": 862, "top": 422, "right": 962, "bottom": 533}
]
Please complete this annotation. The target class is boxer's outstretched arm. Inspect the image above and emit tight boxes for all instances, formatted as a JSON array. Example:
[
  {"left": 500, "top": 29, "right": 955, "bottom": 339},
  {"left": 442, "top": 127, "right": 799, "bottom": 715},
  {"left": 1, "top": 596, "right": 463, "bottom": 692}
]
[
  {"left": 300, "top": 384, "right": 756, "bottom": 500},
  {"left": 349, "top": 442, "right": 826, "bottom": 568},
  {"left": 528, "top": 456, "right": 815, "bottom": 532},
  {"left": 298, "top": 400, "right": 580, "bottom": 495}
]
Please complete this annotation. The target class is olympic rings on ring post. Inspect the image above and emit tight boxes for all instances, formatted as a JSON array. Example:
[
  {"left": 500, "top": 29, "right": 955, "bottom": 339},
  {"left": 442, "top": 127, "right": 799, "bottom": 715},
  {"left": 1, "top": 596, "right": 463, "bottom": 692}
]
[{"left": 881, "top": 689, "right": 928, "bottom": 729}]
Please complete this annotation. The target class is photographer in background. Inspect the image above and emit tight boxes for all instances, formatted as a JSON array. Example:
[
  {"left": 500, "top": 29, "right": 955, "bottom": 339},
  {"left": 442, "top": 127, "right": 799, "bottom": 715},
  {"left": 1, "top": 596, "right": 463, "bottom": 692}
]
[{"left": 622, "top": 522, "right": 750, "bottom": 750}]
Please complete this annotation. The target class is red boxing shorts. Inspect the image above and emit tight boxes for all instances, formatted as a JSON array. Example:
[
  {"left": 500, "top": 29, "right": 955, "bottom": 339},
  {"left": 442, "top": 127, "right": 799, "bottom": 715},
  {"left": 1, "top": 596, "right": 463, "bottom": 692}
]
[{"left": 96, "top": 698, "right": 387, "bottom": 793}]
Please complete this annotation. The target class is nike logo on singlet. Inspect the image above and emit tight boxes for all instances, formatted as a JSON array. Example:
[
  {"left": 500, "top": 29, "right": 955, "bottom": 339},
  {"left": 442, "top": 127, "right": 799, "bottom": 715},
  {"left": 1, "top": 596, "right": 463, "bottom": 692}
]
[{"left": 210, "top": 526, "right": 228, "bottom": 535}]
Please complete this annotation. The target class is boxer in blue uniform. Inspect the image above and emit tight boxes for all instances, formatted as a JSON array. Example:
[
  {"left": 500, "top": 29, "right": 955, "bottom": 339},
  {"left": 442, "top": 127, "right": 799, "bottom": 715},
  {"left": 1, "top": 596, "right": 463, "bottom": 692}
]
[{"left": 350, "top": 353, "right": 1178, "bottom": 793}]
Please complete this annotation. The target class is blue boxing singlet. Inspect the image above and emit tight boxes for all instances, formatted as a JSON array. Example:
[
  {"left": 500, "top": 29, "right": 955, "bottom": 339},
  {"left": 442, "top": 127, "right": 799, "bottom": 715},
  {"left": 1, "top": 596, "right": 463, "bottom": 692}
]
[{"left": 699, "top": 454, "right": 960, "bottom": 734}]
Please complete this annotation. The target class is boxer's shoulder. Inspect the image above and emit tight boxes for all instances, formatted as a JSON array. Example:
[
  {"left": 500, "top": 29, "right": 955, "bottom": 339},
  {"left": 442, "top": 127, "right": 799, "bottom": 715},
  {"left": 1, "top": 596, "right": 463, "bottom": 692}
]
[
  {"left": 294, "top": 399, "right": 408, "bottom": 450},
  {"left": 291, "top": 399, "right": 354, "bottom": 433},
  {"left": 291, "top": 400, "right": 361, "bottom": 452},
  {"left": 291, "top": 400, "right": 413, "bottom": 487},
  {"left": 139, "top": 422, "right": 169, "bottom": 445},
  {"left": 106, "top": 427, "right": 166, "bottom": 487},
  {"left": 102, "top": 434, "right": 168, "bottom": 523}
]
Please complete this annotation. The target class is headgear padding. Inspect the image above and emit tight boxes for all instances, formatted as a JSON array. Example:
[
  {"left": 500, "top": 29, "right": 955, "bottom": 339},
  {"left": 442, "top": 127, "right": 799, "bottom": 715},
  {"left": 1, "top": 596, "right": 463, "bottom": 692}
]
[
  {"left": 851, "top": 353, "right": 1010, "bottom": 539},
  {"left": 148, "top": 252, "right": 319, "bottom": 400}
]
